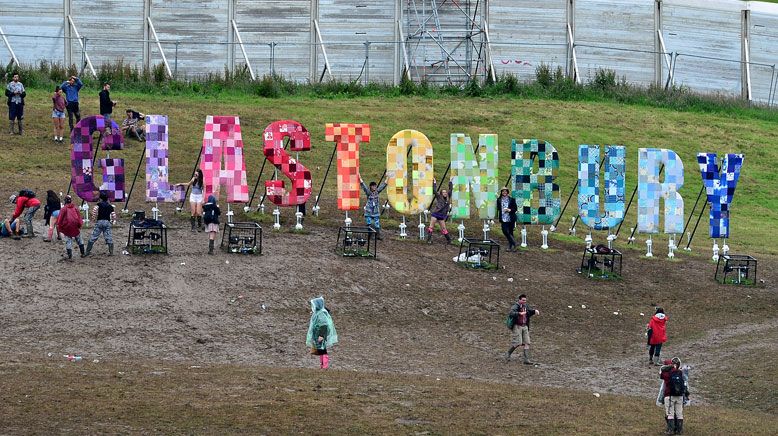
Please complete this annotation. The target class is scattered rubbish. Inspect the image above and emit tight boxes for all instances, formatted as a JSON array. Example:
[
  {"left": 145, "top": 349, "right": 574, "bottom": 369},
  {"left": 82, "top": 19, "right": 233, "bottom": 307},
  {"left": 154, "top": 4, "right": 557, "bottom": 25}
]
[
  {"left": 640, "top": 312, "right": 645, "bottom": 316},
  {"left": 421, "top": 308, "right": 430, "bottom": 316},
  {"left": 747, "top": 295, "right": 752, "bottom": 298},
  {"left": 64, "top": 354, "right": 82, "bottom": 362},
  {"left": 581, "top": 305, "right": 587, "bottom": 309},
  {"left": 93, "top": 359, "right": 100, "bottom": 363},
  {"left": 180, "top": 262, "right": 186, "bottom": 266},
  {"left": 405, "top": 284, "right": 410, "bottom": 287},
  {"left": 593, "top": 392, "right": 601, "bottom": 398},
  {"left": 507, "top": 278, "right": 514, "bottom": 282},
  {"left": 492, "top": 276, "right": 497, "bottom": 281},
  {"left": 613, "top": 311, "right": 619, "bottom": 315},
  {"left": 225, "top": 260, "right": 230, "bottom": 264},
  {"left": 189, "top": 365, "right": 202, "bottom": 369},
  {"left": 261, "top": 304, "right": 267, "bottom": 310},
  {"left": 524, "top": 278, "right": 529, "bottom": 281},
  {"left": 47, "top": 352, "right": 52, "bottom": 357},
  {"left": 436, "top": 378, "right": 440, "bottom": 381},
  {"left": 568, "top": 306, "right": 573, "bottom": 309},
  {"left": 122, "top": 250, "right": 130, "bottom": 255}
]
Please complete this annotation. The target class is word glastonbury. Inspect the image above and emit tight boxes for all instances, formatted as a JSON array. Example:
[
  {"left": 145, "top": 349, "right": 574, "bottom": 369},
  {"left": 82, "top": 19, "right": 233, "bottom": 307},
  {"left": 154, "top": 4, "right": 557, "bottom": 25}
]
[{"left": 71, "top": 115, "right": 742, "bottom": 239}]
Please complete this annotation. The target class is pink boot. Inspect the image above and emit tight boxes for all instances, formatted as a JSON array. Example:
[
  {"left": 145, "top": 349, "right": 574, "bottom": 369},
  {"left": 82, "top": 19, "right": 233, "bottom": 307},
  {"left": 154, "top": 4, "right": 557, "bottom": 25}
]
[
  {"left": 44, "top": 227, "right": 54, "bottom": 242},
  {"left": 320, "top": 354, "right": 330, "bottom": 369}
]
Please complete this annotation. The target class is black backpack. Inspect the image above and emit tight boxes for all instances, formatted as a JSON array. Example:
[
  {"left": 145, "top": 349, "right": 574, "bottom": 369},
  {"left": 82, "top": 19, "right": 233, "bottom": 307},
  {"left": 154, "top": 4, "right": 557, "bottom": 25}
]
[
  {"left": 19, "top": 189, "right": 35, "bottom": 199},
  {"left": 669, "top": 371, "right": 685, "bottom": 396}
]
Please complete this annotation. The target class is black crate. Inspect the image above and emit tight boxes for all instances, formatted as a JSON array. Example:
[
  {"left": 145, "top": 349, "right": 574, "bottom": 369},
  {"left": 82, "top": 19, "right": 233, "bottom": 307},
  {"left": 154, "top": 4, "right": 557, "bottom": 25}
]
[
  {"left": 715, "top": 254, "right": 757, "bottom": 285},
  {"left": 457, "top": 238, "right": 500, "bottom": 269},
  {"left": 126, "top": 219, "right": 168, "bottom": 255},
  {"left": 335, "top": 226, "right": 377, "bottom": 258},
  {"left": 578, "top": 246, "right": 622, "bottom": 279},
  {"left": 221, "top": 222, "right": 262, "bottom": 254}
]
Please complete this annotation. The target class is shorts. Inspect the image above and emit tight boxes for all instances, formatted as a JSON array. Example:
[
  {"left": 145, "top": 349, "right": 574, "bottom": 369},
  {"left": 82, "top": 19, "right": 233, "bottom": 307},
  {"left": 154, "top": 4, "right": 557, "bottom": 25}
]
[
  {"left": 52, "top": 110, "right": 65, "bottom": 119},
  {"left": 511, "top": 325, "right": 531, "bottom": 346},
  {"left": 190, "top": 193, "right": 204, "bottom": 204},
  {"left": 206, "top": 223, "right": 220, "bottom": 233},
  {"left": 52, "top": 210, "right": 60, "bottom": 218},
  {"left": 431, "top": 212, "right": 448, "bottom": 220}
]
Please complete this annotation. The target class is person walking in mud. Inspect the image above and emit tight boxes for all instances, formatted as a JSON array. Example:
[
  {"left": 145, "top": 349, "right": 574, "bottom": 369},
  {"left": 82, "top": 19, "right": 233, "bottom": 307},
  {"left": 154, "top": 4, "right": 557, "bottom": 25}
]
[
  {"left": 306, "top": 296, "right": 338, "bottom": 369},
  {"left": 505, "top": 294, "right": 540, "bottom": 365},
  {"left": 647, "top": 307, "right": 668, "bottom": 365},
  {"left": 660, "top": 356, "right": 688, "bottom": 434}
]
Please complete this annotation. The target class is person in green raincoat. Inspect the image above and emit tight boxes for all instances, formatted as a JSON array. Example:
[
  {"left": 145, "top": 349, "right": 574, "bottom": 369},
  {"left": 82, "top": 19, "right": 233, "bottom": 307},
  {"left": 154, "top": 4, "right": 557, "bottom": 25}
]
[{"left": 306, "top": 296, "right": 338, "bottom": 369}]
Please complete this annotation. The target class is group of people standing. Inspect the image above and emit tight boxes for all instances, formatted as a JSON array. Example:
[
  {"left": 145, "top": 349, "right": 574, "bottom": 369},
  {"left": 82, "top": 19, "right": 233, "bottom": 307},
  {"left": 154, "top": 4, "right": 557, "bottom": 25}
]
[{"left": 5, "top": 73, "right": 146, "bottom": 143}]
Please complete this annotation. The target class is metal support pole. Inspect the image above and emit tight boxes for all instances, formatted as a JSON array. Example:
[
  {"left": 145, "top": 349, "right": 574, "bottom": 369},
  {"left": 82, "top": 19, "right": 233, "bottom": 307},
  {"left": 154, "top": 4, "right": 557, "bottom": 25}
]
[
  {"left": 249, "top": 137, "right": 288, "bottom": 208},
  {"left": 681, "top": 185, "right": 705, "bottom": 238},
  {"left": 312, "top": 143, "right": 338, "bottom": 212},
  {"left": 179, "top": 147, "right": 202, "bottom": 211},
  {"left": 123, "top": 146, "right": 147, "bottom": 212},
  {"left": 174, "top": 42, "right": 179, "bottom": 79},
  {"left": 615, "top": 164, "right": 663, "bottom": 237},
  {"left": 364, "top": 41, "right": 371, "bottom": 85},
  {"left": 562, "top": 152, "right": 607, "bottom": 233},
  {"left": 685, "top": 202, "right": 709, "bottom": 251},
  {"left": 0, "top": 26, "right": 20, "bottom": 66}
]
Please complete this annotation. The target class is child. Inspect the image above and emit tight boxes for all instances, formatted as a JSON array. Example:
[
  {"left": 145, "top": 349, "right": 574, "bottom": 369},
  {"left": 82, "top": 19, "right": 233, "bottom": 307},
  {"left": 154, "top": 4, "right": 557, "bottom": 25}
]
[
  {"left": 427, "top": 177, "right": 452, "bottom": 244},
  {"left": 43, "top": 190, "right": 62, "bottom": 242},
  {"left": 84, "top": 192, "right": 115, "bottom": 256},
  {"left": 202, "top": 194, "right": 221, "bottom": 254},
  {"left": 358, "top": 172, "right": 387, "bottom": 240},
  {"left": 306, "top": 296, "right": 338, "bottom": 369},
  {"left": 52, "top": 86, "right": 66, "bottom": 142},
  {"left": 647, "top": 307, "right": 668, "bottom": 365},
  {"left": 56, "top": 195, "right": 85, "bottom": 259}
]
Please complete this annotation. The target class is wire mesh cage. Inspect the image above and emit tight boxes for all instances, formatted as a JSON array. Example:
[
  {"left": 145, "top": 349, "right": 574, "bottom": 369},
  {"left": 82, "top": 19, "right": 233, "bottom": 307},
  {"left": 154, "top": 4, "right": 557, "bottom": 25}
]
[
  {"left": 126, "top": 218, "right": 168, "bottom": 254},
  {"left": 335, "top": 226, "right": 377, "bottom": 258},
  {"left": 715, "top": 254, "right": 757, "bottom": 285},
  {"left": 456, "top": 238, "right": 500, "bottom": 270},
  {"left": 221, "top": 222, "right": 262, "bottom": 255}
]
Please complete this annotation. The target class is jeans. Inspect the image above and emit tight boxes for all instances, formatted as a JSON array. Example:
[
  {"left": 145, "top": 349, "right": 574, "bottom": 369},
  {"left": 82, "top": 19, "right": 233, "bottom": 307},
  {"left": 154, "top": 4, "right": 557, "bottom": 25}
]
[
  {"left": 501, "top": 221, "right": 516, "bottom": 248},
  {"left": 66, "top": 101, "right": 81, "bottom": 130},
  {"left": 89, "top": 220, "right": 113, "bottom": 244},
  {"left": 65, "top": 234, "right": 83, "bottom": 250},
  {"left": 23, "top": 205, "right": 40, "bottom": 229},
  {"left": 365, "top": 215, "right": 381, "bottom": 230}
]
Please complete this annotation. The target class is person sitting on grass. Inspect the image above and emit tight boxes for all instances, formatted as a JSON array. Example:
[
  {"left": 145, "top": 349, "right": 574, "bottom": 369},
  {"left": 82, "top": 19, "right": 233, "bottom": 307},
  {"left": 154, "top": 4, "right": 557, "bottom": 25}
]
[
  {"left": 0, "top": 215, "right": 21, "bottom": 239},
  {"left": 358, "top": 172, "right": 387, "bottom": 240},
  {"left": 121, "top": 109, "right": 145, "bottom": 141}
]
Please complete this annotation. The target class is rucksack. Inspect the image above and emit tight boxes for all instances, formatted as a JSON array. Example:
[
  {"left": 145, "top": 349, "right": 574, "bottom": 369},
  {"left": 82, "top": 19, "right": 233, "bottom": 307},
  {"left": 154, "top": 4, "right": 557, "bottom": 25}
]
[
  {"left": 203, "top": 205, "right": 217, "bottom": 223},
  {"left": 505, "top": 304, "right": 518, "bottom": 330},
  {"left": 19, "top": 189, "right": 35, "bottom": 199},
  {"left": 669, "top": 371, "right": 685, "bottom": 396}
]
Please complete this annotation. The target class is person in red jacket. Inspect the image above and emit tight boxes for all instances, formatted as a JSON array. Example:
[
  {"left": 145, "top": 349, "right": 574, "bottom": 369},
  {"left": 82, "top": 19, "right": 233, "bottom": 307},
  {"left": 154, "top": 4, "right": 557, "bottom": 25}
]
[
  {"left": 10, "top": 191, "right": 41, "bottom": 237},
  {"left": 56, "top": 195, "right": 85, "bottom": 259},
  {"left": 646, "top": 307, "right": 668, "bottom": 365}
]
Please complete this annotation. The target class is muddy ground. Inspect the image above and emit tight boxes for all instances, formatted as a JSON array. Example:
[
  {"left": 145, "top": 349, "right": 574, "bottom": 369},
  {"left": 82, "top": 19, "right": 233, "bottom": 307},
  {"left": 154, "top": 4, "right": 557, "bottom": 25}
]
[{"left": 0, "top": 207, "right": 776, "bottom": 412}]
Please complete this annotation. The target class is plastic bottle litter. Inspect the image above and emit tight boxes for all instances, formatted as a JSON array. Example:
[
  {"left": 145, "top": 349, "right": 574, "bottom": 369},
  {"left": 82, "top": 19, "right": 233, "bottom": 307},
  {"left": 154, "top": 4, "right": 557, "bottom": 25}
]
[{"left": 64, "top": 354, "right": 82, "bottom": 362}]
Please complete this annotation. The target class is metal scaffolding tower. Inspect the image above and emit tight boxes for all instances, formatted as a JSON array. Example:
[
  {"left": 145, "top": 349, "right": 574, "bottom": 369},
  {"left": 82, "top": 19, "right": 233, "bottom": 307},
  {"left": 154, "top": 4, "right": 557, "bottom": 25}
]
[{"left": 403, "top": 0, "right": 492, "bottom": 85}]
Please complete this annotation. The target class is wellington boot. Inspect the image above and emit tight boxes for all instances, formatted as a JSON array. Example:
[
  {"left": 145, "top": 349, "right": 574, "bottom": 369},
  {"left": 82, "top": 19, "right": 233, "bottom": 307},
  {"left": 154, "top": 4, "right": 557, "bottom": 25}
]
[
  {"left": 375, "top": 229, "right": 383, "bottom": 240},
  {"left": 523, "top": 349, "right": 533, "bottom": 365},
  {"left": 665, "top": 418, "right": 674, "bottom": 435},
  {"left": 208, "top": 239, "right": 214, "bottom": 254},
  {"left": 9, "top": 120, "right": 14, "bottom": 134},
  {"left": 108, "top": 243, "right": 114, "bottom": 256},
  {"left": 17, "top": 120, "right": 23, "bottom": 136},
  {"left": 197, "top": 216, "right": 203, "bottom": 232},
  {"left": 25, "top": 221, "right": 35, "bottom": 238},
  {"left": 66, "top": 248, "right": 73, "bottom": 259},
  {"left": 190, "top": 216, "right": 196, "bottom": 232},
  {"left": 675, "top": 419, "right": 683, "bottom": 435},
  {"left": 443, "top": 232, "right": 452, "bottom": 244},
  {"left": 84, "top": 241, "right": 94, "bottom": 257},
  {"left": 78, "top": 244, "right": 85, "bottom": 257}
]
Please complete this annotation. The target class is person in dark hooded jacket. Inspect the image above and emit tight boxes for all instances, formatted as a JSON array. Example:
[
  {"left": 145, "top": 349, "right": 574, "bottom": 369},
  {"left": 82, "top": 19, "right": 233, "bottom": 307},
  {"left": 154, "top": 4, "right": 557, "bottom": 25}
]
[
  {"left": 203, "top": 194, "right": 221, "bottom": 254},
  {"left": 647, "top": 307, "right": 668, "bottom": 365}
]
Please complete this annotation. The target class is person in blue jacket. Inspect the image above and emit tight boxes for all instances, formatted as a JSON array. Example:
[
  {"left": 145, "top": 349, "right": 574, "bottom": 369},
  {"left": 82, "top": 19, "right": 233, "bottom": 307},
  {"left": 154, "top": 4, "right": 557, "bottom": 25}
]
[{"left": 60, "top": 75, "right": 83, "bottom": 131}]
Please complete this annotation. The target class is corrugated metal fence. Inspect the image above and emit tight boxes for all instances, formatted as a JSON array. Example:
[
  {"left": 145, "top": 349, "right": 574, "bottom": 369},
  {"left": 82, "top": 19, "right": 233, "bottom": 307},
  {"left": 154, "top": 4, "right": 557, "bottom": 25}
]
[{"left": 1, "top": 0, "right": 776, "bottom": 105}]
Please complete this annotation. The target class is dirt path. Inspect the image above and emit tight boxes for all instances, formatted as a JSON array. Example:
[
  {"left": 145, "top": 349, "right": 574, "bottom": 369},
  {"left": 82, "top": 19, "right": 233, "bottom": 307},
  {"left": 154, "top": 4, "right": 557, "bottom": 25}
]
[{"left": 1, "top": 212, "right": 776, "bottom": 409}]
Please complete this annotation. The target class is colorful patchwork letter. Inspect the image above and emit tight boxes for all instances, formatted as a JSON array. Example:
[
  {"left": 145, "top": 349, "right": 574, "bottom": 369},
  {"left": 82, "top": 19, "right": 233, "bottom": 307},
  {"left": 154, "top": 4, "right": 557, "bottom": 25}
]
[
  {"left": 263, "top": 120, "right": 312, "bottom": 206},
  {"left": 145, "top": 115, "right": 185, "bottom": 202},
  {"left": 386, "top": 130, "right": 434, "bottom": 214},
  {"left": 200, "top": 116, "right": 249, "bottom": 203},
  {"left": 638, "top": 148, "right": 685, "bottom": 234},
  {"left": 697, "top": 153, "right": 744, "bottom": 239},
  {"left": 326, "top": 123, "right": 370, "bottom": 211},
  {"left": 450, "top": 134, "right": 499, "bottom": 220},
  {"left": 70, "top": 115, "right": 125, "bottom": 202},
  {"left": 577, "top": 145, "right": 626, "bottom": 230},
  {"left": 510, "top": 139, "right": 560, "bottom": 224}
]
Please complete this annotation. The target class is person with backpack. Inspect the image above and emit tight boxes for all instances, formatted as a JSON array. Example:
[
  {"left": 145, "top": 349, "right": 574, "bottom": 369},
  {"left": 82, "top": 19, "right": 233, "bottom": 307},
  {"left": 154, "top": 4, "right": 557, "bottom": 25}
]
[
  {"left": 306, "top": 296, "right": 338, "bottom": 369},
  {"left": 660, "top": 357, "right": 688, "bottom": 435},
  {"left": 43, "top": 190, "right": 62, "bottom": 242},
  {"left": 358, "top": 172, "right": 387, "bottom": 240},
  {"left": 84, "top": 192, "right": 115, "bottom": 256},
  {"left": 647, "top": 307, "right": 668, "bottom": 365},
  {"left": 202, "top": 194, "right": 221, "bottom": 254},
  {"left": 505, "top": 293, "right": 540, "bottom": 364},
  {"left": 10, "top": 189, "right": 40, "bottom": 237},
  {"left": 56, "top": 195, "right": 85, "bottom": 259}
]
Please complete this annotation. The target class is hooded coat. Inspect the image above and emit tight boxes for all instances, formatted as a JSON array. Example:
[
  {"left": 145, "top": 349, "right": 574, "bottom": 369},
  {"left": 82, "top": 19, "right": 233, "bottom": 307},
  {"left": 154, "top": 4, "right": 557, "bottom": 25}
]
[
  {"left": 56, "top": 203, "right": 83, "bottom": 238},
  {"left": 203, "top": 195, "right": 221, "bottom": 225},
  {"left": 306, "top": 297, "right": 338, "bottom": 351},
  {"left": 647, "top": 312, "right": 668, "bottom": 345}
]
